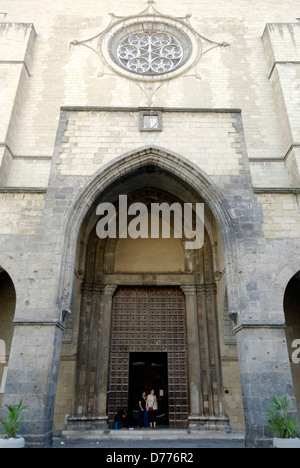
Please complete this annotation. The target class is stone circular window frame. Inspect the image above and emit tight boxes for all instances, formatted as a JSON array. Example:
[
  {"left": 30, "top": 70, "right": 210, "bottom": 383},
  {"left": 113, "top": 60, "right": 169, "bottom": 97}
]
[
  {"left": 99, "top": 16, "right": 200, "bottom": 83},
  {"left": 115, "top": 30, "right": 185, "bottom": 76}
]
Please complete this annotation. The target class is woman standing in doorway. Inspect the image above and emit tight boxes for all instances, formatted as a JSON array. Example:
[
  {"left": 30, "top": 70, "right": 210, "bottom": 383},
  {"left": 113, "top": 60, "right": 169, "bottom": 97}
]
[{"left": 147, "top": 389, "right": 158, "bottom": 429}]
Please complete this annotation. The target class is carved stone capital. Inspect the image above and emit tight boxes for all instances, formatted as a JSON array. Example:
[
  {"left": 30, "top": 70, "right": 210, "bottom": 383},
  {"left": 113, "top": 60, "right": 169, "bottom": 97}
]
[
  {"left": 81, "top": 283, "right": 118, "bottom": 297},
  {"left": 205, "top": 283, "right": 217, "bottom": 297},
  {"left": 102, "top": 284, "right": 118, "bottom": 296},
  {"left": 81, "top": 282, "right": 103, "bottom": 295},
  {"left": 180, "top": 285, "right": 197, "bottom": 296},
  {"left": 197, "top": 284, "right": 206, "bottom": 298},
  {"left": 196, "top": 283, "right": 217, "bottom": 298}
]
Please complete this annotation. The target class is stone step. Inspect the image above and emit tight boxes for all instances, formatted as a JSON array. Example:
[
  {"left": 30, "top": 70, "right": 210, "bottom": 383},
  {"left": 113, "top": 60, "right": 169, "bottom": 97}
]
[{"left": 61, "top": 428, "right": 245, "bottom": 442}]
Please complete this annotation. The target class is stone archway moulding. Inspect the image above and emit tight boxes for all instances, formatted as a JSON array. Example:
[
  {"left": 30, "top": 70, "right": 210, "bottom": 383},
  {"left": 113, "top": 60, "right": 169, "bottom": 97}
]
[
  {"left": 57, "top": 145, "right": 242, "bottom": 320},
  {"left": 274, "top": 258, "right": 300, "bottom": 302},
  {"left": 0, "top": 256, "right": 17, "bottom": 285},
  {"left": 0, "top": 256, "right": 18, "bottom": 307}
]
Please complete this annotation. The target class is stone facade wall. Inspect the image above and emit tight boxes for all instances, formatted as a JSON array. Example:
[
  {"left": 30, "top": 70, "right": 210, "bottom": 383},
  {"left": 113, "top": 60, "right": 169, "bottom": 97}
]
[
  {"left": 58, "top": 109, "right": 244, "bottom": 177},
  {"left": 0, "top": 191, "right": 45, "bottom": 235},
  {"left": 257, "top": 193, "right": 300, "bottom": 239},
  {"left": 0, "top": 3, "right": 300, "bottom": 190}
]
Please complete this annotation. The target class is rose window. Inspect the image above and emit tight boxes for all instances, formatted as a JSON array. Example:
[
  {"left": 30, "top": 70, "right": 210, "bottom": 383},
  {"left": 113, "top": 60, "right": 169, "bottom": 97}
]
[{"left": 117, "top": 32, "right": 184, "bottom": 75}]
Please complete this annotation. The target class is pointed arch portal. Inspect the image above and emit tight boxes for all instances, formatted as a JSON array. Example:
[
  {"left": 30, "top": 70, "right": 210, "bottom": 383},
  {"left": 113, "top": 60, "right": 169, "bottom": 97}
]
[
  {"left": 57, "top": 145, "right": 242, "bottom": 319},
  {"left": 55, "top": 145, "right": 245, "bottom": 432}
]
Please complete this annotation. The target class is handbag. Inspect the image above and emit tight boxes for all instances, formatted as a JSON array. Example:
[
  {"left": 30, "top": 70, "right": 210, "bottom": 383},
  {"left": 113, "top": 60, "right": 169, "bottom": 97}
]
[{"left": 148, "top": 407, "right": 153, "bottom": 412}]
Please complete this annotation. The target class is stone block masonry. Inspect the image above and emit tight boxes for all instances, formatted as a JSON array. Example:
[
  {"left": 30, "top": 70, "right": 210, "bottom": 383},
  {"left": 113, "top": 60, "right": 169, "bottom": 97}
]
[{"left": 57, "top": 107, "right": 244, "bottom": 178}]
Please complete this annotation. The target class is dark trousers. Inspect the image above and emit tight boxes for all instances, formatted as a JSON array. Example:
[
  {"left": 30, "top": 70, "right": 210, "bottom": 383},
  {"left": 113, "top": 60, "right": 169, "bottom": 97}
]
[
  {"left": 138, "top": 409, "right": 149, "bottom": 427},
  {"left": 148, "top": 409, "right": 157, "bottom": 424}
]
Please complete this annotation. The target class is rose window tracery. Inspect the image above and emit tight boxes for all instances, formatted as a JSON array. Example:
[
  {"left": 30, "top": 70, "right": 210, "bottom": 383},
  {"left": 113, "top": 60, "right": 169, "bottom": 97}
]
[{"left": 117, "top": 31, "right": 184, "bottom": 75}]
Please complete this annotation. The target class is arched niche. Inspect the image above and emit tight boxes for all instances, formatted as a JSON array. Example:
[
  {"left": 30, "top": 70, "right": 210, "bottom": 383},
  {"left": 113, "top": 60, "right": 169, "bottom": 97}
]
[
  {"left": 56, "top": 146, "right": 242, "bottom": 321},
  {"left": 0, "top": 268, "right": 16, "bottom": 403},
  {"left": 284, "top": 271, "right": 300, "bottom": 416}
]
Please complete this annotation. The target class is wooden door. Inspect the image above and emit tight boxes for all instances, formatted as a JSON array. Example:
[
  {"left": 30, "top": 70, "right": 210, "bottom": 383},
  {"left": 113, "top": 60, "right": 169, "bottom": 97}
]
[{"left": 107, "top": 287, "right": 190, "bottom": 428}]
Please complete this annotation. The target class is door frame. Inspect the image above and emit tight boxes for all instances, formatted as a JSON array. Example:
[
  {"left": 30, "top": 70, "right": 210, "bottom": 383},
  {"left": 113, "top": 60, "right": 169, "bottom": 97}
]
[
  {"left": 128, "top": 351, "right": 169, "bottom": 426},
  {"left": 107, "top": 286, "right": 190, "bottom": 428}
]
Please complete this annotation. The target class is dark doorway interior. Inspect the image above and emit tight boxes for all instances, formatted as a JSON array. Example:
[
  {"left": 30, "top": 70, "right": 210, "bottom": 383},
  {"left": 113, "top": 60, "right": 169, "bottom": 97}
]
[{"left": 128, "top": 352, "right": 169, "bottom": 426}]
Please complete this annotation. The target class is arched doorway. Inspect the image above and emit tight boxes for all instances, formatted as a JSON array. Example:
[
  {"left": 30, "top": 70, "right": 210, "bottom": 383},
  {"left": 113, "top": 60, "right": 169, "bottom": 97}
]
[
  {"left": 63, "top": 161, "right": 232, "bottom": 431},
  {"left": 0, "top": 268, "right": 16, "bottom": 406},
  {"left": 284, "top": 271, "right": 300, "bottom": 416},
  {"left": 51, "top": 146, "right": 250, "bottom": 436}
]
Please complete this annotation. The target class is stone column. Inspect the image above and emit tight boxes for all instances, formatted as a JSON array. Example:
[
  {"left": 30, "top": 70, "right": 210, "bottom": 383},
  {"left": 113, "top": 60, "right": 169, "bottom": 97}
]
[
  {"left": 197, "top": 284, "right": 213, "bottom": 417},
  {"left": 205, "top": 284, "right": 225, "bottom": 416},
  {"left": 67, "top": 283, "right": 117, "bottom": 430},
  {"left": 180, "top": 285, "right": 202, "bottom": 426},
  {"left": 197, "top": 283, "right": 230, "bottom": 430},
  {"left": 68, "top": 283, "right": 95, "bottom": 425},
  {"left": 95, "top": 284, "right": 117, "bottom": 417}
]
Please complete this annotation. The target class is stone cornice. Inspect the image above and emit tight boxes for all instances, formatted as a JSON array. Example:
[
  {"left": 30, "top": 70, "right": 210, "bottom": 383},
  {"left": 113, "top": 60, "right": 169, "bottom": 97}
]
[
  {"left": 60, "top": 105, "right": 242, "bottom": 114},
  {"left": 13, "top": 318, "right": 66, "bottom": 331},
  {"left": 233, "top": 321, "right": 285, "bottom": 334}
]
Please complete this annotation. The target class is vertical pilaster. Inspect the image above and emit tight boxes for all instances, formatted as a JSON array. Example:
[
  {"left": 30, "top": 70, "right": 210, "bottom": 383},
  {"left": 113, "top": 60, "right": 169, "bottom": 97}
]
[
  {"left": 197, "top": 284, "right": 213, "bottom": 417},
  {"left": 68, "top": 283, "right": 117, "bottom": 430},
  {"left": 205, "top": 283, "right": 225, "bottom": 417},
  {"left": 95, "top": 285, "right": 117, "bottom": 416},
  {"left": 181, "top": 285, "right": 202, "bottom": 425},
  {"left": 197, "top": 283, "right": 230, "bottom": 430}
]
